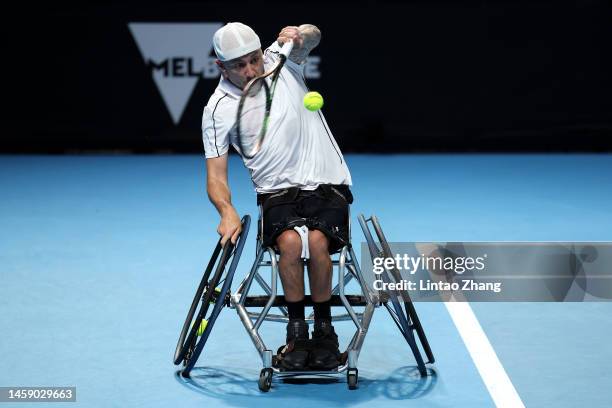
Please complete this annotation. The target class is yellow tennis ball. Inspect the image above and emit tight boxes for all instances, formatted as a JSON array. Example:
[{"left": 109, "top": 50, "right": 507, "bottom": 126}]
[
  {"left": 196, "top": 319, "right": 208, "bottom": 336},
  {"left": 303, "top": 91, "right": 324, "bottom": 111}
]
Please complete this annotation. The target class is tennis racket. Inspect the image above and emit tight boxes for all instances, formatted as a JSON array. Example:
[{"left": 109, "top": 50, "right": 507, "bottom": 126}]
[{"left": 235, "top": 40, "right": 294, "bottom": 159}]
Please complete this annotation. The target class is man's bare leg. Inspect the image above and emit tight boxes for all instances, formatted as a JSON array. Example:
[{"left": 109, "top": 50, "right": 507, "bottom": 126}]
[
  {"left": 307, "top": 230, "right": 332, "bottom": 302},
  {"left": 276, "top": 230, "right": 309, "bottom": 370},
  {"left": 277, "top": 230, "right": 305, "bottom": 302},
  {"left": 307, "top": 230, "right": 340, "bottom": 370}
]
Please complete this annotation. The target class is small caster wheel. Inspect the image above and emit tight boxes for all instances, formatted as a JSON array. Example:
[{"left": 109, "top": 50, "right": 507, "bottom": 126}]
[
  {"left": 347, "top": 368, "right": 358, "bottom": 390},
  {"left": 258, "top": 368, "right": 273, "bottom": 392}
]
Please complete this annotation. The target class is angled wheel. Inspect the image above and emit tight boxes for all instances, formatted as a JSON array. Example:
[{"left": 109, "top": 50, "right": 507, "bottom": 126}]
[
  {"left": 358, "top": 214, "right": 434, "bottom": 377},
  {"left": 173, "top": 215, "right": 251, "bottom": 376}
]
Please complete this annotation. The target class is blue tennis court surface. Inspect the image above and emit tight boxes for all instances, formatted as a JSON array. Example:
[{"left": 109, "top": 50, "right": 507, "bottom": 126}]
[{"left": 1, "top": 154, "right": 611, "bottom": 407}]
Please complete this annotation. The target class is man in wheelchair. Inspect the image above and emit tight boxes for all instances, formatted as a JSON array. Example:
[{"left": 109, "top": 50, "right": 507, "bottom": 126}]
[
  {"left": 257, "top": 185, "right": 353, "bottom": 370},
  {"left": 202, "top": 22, "right": 353, "bottom": 371}
]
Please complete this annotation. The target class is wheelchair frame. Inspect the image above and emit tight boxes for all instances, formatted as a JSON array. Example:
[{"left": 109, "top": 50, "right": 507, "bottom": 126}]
[{"left": 174, "top": 211, "right": 435, "bottom": 392}]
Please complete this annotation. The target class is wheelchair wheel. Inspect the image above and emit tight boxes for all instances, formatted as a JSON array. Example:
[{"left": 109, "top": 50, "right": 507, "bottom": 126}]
[
  {"left": 358, "top": 214, "right": 434, "bottom": 377},
  {"left": 347, "top": 368, "right": 358, "bottom": 390},
  {"left": 258, "top": 368, "right": 273, "bottom": 392},
  {"left": 173, "top": 215, "right": 250, "bottom": 376}
]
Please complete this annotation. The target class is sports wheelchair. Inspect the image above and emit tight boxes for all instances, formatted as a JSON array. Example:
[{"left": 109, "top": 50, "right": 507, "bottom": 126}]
[{"left": 174, "top": 211, "right": 435, "bottom": 392}]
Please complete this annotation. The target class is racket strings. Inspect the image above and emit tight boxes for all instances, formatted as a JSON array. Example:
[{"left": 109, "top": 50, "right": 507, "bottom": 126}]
[
  {"left": 235, "top": 53, "right": 288, "bottom": 158},
  {"left": 237, "top": 77, "right": 270, "bottom": 158}
]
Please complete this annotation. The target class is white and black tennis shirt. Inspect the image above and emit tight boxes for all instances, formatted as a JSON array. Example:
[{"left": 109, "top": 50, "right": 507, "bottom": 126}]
[{"left": 202, "top": 42, "right": 352, "bottom": 194}]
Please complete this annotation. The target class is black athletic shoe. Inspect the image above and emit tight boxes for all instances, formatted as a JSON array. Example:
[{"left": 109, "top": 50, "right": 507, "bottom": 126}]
[
  {"left": 308, "top": 319, "right": 340, "bottom": 370},
  {"left": 278, "top": 319, "right": 310, "bottom": 370}
]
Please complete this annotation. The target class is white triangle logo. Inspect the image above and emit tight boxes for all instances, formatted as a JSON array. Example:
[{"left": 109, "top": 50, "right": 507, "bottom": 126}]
[{"left": 129, "top": 23, "right": 223, "bottom": 124}]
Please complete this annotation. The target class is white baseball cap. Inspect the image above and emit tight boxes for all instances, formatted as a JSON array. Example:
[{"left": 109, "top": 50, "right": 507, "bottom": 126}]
[{"left": 213, "top": 22, "right": 261, "bottom": 62}]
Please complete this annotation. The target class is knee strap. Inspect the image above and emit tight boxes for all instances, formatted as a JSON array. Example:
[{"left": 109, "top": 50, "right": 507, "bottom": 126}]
[{"left": 293, "top": 225, "right": 310, "bottom": 261}]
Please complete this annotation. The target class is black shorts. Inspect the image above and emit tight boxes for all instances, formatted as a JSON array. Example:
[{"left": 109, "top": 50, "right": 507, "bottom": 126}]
[{"left": 257, "top": 184, "right": 354, "bottom": 253}]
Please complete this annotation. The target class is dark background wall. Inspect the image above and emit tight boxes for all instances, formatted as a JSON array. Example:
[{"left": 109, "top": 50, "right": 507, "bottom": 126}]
[{"left": 4, "top": 0, "right": 612, "bottom": 153}]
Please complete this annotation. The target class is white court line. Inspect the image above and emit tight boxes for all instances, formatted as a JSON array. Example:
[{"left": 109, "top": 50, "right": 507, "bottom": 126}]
[{"left": 445, "top": 301, "right": 525, "bottom": 408}]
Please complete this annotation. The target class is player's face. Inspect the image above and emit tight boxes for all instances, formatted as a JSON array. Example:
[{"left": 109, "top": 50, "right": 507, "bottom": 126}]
[{"left": 218, "top": 50, "right": 264, "bottom": 90}]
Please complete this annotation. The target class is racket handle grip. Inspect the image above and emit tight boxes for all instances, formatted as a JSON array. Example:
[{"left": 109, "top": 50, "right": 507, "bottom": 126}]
[{"left": 279, "top": 40, "right": 294, "bottom": 58}]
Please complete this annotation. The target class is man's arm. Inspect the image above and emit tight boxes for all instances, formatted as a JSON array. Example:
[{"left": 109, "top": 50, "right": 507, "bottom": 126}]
[
  {"left": 277, "top": 24, "right": 321, "bottom": 64},
  {"left": 206, "top": 154, "right": 242, "bottom": 244}
]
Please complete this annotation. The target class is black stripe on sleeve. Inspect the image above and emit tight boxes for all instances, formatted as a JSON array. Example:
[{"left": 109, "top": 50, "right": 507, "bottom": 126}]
[{"left": 212, "top": 93, "right": 229, "bottom": 157}]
